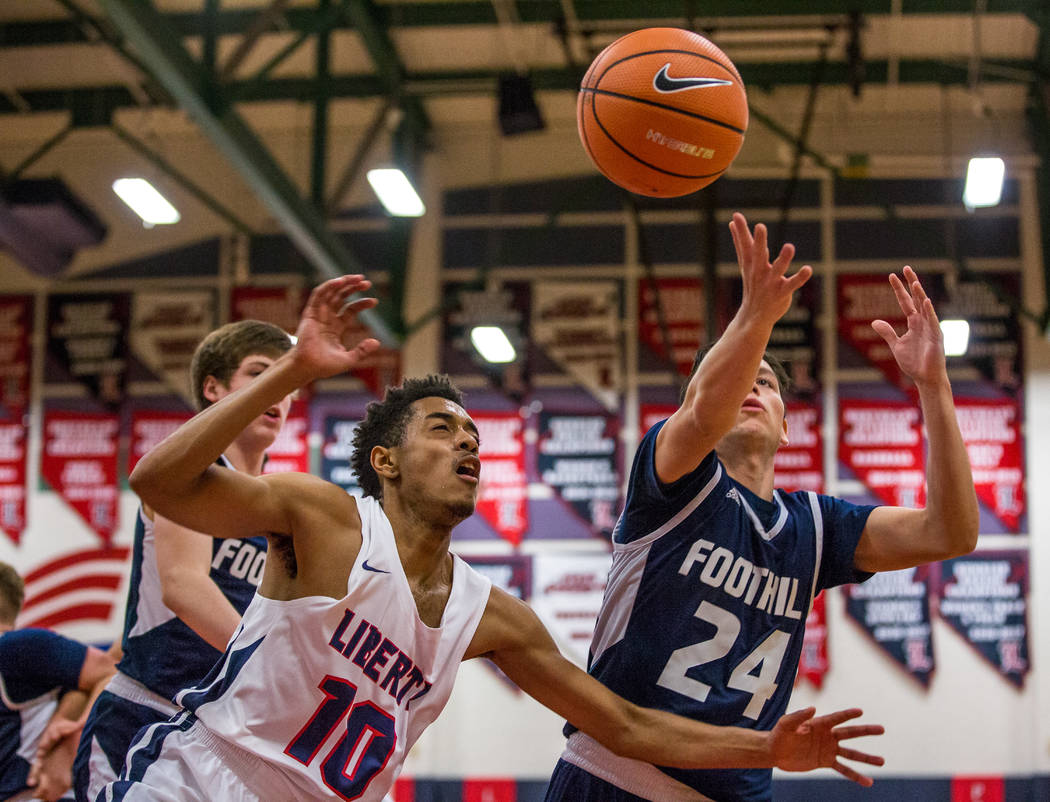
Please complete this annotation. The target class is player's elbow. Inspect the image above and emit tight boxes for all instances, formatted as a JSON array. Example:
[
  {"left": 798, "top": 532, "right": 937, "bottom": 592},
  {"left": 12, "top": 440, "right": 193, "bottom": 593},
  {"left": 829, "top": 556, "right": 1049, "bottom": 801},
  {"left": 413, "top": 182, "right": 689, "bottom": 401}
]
[{"left": 592, "top": 703, "right": 654, "bottom": 762}]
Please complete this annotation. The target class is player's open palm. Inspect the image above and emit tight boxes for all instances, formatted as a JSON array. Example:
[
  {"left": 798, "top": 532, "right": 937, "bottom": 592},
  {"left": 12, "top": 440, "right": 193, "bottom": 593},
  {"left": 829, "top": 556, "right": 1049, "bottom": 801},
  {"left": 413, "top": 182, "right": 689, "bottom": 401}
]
[
  {"left": 293, "top": 275, "right": 381, "bottom": 379},
  {"left": 872, "top": 266, "right": 947, "bottom": 387},
  {"left": 769, "top": 707, "right": 885, "bottom": 786},
  {"left": 729, "top": 212, "right": 812, "bottom": 327}
]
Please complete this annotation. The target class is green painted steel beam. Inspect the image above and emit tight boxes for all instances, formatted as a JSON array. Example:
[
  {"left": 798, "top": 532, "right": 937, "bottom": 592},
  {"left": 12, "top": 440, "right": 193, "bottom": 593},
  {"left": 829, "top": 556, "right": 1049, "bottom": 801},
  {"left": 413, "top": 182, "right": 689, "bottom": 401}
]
[
  {"left": 3, "top": 57, "right": 1031, "bottom": 118},
  {"left": 95, "top": 0, "right": 398, "bottom": 344},
  {"left": 2, "top": 1, "right": 1043, "bottom": 45}
]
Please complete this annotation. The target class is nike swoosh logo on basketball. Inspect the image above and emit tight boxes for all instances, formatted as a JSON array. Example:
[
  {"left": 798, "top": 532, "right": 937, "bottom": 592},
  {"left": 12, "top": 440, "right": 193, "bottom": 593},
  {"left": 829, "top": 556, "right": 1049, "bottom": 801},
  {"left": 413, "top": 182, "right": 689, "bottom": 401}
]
[
  {"left": 362, "top": 560, "right": 390, "bottom": 574},
  {"left": 653, "top": 63, "right": 732, "bottom": 93}
]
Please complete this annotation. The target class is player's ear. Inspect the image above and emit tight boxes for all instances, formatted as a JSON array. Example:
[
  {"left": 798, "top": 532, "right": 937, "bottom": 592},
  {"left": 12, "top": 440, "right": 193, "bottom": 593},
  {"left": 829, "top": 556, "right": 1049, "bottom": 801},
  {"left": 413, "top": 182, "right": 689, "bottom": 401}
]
[
  {"left": 779, "top": 413, "right": 790, "bottom": 448},
  {"left": 202, "top": 375, "right": 225, "bottom": 404},
  {"left": 371, "top": 445, "right": 399, "bottom": 481}
]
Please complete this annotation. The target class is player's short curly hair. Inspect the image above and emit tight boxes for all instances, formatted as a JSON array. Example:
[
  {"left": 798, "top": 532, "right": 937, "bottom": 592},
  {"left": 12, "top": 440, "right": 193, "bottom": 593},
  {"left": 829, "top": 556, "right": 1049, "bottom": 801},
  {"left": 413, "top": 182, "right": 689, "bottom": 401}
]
[
  {"left": 681, "top": 343, "right": 791, "bottom": 405},
  {"left": 190, "top": 320, "right": 293, "bottom": 410},
  {"left": 0, "top": 561, "right": 25, "bottom": 625},
  {"left": 350, "top": 375, "right": 465, "bottom": 501}
]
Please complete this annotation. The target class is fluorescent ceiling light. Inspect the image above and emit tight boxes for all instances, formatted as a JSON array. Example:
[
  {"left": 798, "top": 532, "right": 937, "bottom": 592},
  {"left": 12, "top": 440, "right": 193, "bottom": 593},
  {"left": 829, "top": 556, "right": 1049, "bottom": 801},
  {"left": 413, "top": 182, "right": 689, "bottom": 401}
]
[
  {"left": 940, "top": 319, "right": 970, "bottom": 356},
  {"left": 366, "top": 168, "right": 425, "bottom": 217},
  {"left": 963, "top": 157, "right": 1004, "bottom": 209},
  {"left": 470, "top": 326, "right": 516, "bottom": 363},
  {"left": 112, "top": 178, "right": 180, "bottom": 225}
]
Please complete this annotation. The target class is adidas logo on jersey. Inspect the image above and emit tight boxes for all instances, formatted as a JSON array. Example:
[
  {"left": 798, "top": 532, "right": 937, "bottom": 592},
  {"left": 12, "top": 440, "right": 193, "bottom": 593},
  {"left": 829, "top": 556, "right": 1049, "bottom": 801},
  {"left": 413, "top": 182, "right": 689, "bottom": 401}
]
[{"left": 726, "top": 488, "right": 741, "bottom": 504}]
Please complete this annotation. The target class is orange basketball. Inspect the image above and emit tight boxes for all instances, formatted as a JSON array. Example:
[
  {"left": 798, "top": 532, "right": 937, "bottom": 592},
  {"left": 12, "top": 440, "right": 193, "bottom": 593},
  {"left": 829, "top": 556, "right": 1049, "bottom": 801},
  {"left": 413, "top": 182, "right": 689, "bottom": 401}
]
[{"left": 577, "top": 28, "right": 748, "bottom": 198}]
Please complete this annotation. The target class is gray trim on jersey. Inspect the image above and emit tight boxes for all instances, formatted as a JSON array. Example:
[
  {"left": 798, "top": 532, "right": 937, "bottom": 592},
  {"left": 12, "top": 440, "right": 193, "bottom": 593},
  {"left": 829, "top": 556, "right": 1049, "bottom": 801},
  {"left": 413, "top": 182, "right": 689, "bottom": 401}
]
[
  {"left": 126, "top": 505, "right": 176, "bottom": 639},
  {"left": 806, "top": 491, "right": 824, "bottom": 607},
  {"left": 590, "top": 464, "right": 724, "bottom": 665},
  {"left": 748, "top": 489, "right": 788, "bottom": 542}
]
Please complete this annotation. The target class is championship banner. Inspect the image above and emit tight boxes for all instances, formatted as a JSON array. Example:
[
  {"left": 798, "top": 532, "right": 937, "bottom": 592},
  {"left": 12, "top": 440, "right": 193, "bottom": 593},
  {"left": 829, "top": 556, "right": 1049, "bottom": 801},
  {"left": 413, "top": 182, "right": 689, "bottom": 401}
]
[
  {"left": 837, "top": 274, "right": 911, "bottom": 391},
  {"left": 41, "top": 411, "right": 119, "bottom": 545},
  {"left": 775, "top": 403, "right": 824, "bottom": 494},
  {"left": 530, "top": 552, "right": 611, "bottom": 666},
  {"left": 231, "top": 285, "right": 305, "bottom": 334},
  {"left": 262, "top": 399, "right": 309, "bottom": 475},
  {"left": 471, "top": 412, "right": 527, "bottom": 546},
  {"left": 0, "top": 295, "right": 32, "bottom": 416},
  {"left": 531, "top": 281, "right": 622, "bottom": 411},
  {"left": 939, "top": 273, "right": 1023, "bottom": 394},
  {"left": 845, "top": 566, "right": 935, "bottom": 687},
  {"left": 955, "top": 399, "right": 1025, "bottom": 532},
  {"left": 130, "top": 290, "right": 215, "bottom": 405},
  {"left": 796, "top": 591, "right": 828, "bottom": 689},
  {"left": 839, "top": 399, "right": 925, "bottom": 508},
  {"left": 47, "top": 292, "right": 130, "bottom": 407},
  {"left": 443, "top": 282, "right": 530, "bottom": 397},
  {"left": 640, "top": 404, "right": 678, "bottom": 436},
  {"left": 0, "top": 419, "right": 27, "bottom": 544},
  {"left": 638, "top": 277, "right": 704, "bottom": 375},
  {"left": 937, "top": 551, "right": 1029, "bottom": 688},
  {"left": 537, "top": 412, "right": 620, "bottom": 536},
  {"left": 321, "top": 415, "right": 361, "bottom": 495},
  {"left": 128, "top": 410, "right": 193, "bottom": 475}
]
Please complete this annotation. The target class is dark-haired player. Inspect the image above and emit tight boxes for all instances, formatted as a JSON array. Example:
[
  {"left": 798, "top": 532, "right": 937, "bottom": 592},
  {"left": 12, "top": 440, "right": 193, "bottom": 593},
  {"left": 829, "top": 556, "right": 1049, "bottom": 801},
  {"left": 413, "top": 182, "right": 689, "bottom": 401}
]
[
  {"left": 545, "top": 213, "right": 979, "bottom": 801},
  {"left": 103, "top": 274, "right": 885, "bottom": 801},
  {"left": 73, "top": 320, "right": 294, "bottom": 801}
]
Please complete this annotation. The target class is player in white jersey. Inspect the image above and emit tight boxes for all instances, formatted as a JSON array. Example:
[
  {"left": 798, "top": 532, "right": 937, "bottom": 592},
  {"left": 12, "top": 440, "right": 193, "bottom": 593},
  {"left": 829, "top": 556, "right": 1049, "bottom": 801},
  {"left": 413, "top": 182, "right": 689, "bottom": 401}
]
[
  {"left": 0, "top": 562, "right": 115, "bottom": 802},
  {"left": 73, "top": 321, "right": 293, "bottom": 802},
  {"left": 546, "top": 214, "right": 980, "bottom": 801},
  {"left": 105, "top": 275, "right": 886, "bottom": 802}
]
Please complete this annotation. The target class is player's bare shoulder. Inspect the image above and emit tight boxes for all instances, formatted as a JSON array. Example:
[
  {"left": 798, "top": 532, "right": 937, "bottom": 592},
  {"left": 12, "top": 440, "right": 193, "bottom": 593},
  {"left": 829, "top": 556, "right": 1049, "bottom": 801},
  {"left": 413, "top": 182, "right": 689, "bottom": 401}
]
[{"left": 463, "top": 584, "right": 544, "bottom": 661}]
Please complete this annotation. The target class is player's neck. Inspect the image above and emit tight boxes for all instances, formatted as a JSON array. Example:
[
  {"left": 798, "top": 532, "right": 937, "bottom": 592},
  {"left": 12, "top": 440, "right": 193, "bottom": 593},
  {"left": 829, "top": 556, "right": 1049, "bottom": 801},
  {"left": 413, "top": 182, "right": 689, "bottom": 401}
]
[
  {"left": 222, "top": 438, "right": 268, "bottom": 476},
  {"left": 0, "top": 623, "right": 12, "bottom": 635},
  {"left": 718, "top": 448, "right": 776, "bottom": 501},
  {"left": 382, "top": 499, "right": 455, "bottom": 583}
]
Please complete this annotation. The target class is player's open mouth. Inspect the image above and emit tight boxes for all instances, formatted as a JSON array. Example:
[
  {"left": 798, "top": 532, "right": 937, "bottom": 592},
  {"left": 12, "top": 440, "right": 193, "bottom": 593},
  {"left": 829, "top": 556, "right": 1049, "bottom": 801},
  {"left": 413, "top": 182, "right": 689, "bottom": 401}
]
[{"left": 456, "top": 458, "right": 480, "bottom": 483}]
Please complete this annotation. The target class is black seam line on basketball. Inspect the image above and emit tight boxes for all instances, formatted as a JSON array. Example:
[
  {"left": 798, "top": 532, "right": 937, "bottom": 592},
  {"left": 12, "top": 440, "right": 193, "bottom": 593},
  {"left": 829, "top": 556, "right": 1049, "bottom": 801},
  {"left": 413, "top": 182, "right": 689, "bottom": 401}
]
[
  {"left": 595, "top": 48, "right": 740, "bottom": 88},
  {"left": 592, "top": 102, "right": 727, "bottom": 181},
  {"left": 580, "top": 87, "right": 746, "bottom": 136}
]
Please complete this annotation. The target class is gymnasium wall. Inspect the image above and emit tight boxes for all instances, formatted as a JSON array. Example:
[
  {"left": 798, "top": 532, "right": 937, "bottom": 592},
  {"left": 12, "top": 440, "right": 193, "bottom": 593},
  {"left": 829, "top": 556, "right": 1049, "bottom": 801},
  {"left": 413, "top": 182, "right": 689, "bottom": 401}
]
[{"left": 0, "top": 165, "right": 1047, "bottom": 802}]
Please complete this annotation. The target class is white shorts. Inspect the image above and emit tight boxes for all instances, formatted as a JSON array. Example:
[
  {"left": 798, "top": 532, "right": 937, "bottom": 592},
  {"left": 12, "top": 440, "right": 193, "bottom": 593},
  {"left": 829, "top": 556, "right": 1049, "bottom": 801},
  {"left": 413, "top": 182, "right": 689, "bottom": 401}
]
[{"left": 95, "top": 712, "right": 315, "bottom": 802}]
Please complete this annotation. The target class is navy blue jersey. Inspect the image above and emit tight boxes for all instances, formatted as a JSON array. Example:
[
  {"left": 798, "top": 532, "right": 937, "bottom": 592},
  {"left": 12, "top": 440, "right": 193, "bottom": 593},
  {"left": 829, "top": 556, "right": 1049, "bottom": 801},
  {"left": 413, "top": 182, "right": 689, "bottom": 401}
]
[
  {"left": 578, "top": 421, "right": 876, "bottom": 801},
  {"left": 117, "top": 502, "right": 267, "bottom": 701},
  {"left": 0, "top": 628, "right": 85, "bottom": 798}
]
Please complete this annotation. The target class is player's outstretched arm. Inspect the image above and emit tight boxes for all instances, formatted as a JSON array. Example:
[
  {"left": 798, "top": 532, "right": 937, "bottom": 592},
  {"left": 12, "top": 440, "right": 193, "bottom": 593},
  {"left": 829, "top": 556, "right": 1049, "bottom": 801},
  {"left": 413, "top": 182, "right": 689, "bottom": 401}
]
[
  {"left": 469, "top": 589, "right": 883, "bottom": 778},
  {"left": 854, "top": 266, "right": 979, "bottom": 571},
  {"left": 130, "top": 275, "right": 381, "bottom": 539},
  {"left": 655, "top": 213, "right": 813, "bottom": 483}
]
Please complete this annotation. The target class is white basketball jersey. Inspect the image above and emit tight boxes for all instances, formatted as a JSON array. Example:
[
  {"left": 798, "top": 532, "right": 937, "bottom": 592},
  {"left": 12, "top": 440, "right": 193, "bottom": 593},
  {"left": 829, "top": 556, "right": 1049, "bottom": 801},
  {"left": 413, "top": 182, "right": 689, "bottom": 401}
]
[{"left": 174, "top": 495, "right": 492, "bottom": 802}]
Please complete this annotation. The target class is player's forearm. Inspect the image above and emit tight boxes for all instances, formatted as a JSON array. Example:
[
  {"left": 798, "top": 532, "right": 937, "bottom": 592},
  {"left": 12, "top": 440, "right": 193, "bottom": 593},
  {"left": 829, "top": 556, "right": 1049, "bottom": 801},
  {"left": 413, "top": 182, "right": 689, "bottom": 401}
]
[
  {"left": 917, "top": 375, "right": 979, "bottom": 556},
  {"left": 161, "top": 575, "right": 241, "bottom": 651},
  {"left": 613, "top": 704, "right": 773, "bottom": 769},
  {"left": 130, "top": 353, "right": 309, "bottom": 498},
  {"left": 684, "top": 313, "right": 775, "bottom": 434}
]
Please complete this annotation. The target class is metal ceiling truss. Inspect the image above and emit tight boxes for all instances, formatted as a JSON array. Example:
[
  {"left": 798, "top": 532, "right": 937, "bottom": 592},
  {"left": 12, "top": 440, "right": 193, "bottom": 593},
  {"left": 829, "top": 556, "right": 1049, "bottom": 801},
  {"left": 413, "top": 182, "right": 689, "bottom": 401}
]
[{"left": 96, "top": 0, "right": 399, "bottom": 344}]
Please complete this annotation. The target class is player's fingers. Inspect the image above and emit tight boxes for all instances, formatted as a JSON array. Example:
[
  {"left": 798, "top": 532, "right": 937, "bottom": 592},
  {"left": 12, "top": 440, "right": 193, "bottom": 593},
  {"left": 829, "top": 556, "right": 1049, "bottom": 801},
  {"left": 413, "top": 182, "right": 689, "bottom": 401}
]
[
  {"left": 833, "top": 761, "right": 875, "bottom": 787},
  {"left": 922, "top": 297, "right": 942, "bottom": 330},
  {"left": 753, "top": 223, "right": 769, "bottom": 267},
  {"left": 785, "top": 264, "right": 812, "bottom": 291},
  {"left": 871, "top": 319, "right": 898, "bottom": 347},
  {"left": 338, "top": 297, "right": 379, "bottom": 316},
  {"left": 771, "top": 242, "right": 795, "bottom": 275},
  {"left": 888, "top": 272, "right": 916, "bottom": 316},
  {"left": 837, "top": 747, "right": 886, "bottom": 766},
  {"left": 777, "top": 707, "right": 816, "bottom": 729},
  {"left": 833, "top": 724, "right": 885, "bottom": 740},
  {"left": 808, "top": 707, "right": 864, "bottom": 728}
]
